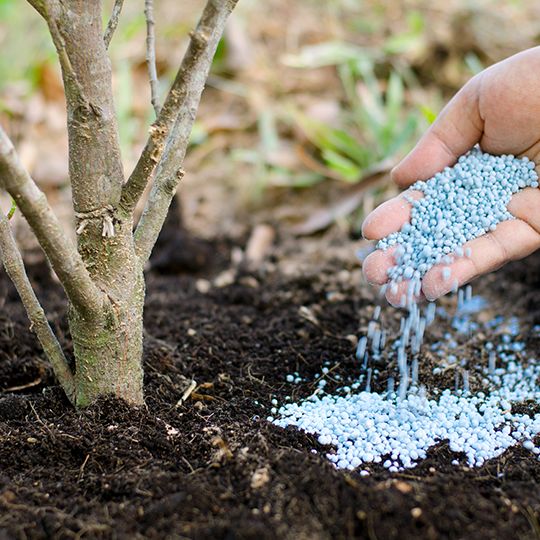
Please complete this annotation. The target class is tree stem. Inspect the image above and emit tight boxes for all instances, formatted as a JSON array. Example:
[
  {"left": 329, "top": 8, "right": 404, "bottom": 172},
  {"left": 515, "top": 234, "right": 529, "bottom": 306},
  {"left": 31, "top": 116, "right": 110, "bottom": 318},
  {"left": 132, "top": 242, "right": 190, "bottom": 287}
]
[
  {"left": 145, "top": 0, "right": 161, "bottom": 117},
  {"left": 0, "top": 212, "right": 75, "bottom": 401},
  {"left": 104, "top": 0, "right": 125, "bottom": 49},
  {"left": 133, "top": 0, "right": 238, "bottom": 262},
  {"left": 120, "top": 0, "right": 238, "bottom": 217}
]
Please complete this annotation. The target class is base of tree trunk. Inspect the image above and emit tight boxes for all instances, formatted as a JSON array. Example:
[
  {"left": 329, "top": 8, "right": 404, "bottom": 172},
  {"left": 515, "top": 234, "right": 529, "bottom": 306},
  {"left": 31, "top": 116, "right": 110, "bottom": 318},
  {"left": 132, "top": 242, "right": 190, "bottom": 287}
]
[{"left": 68, "top": 276, "right": 145, "bottom": 407}]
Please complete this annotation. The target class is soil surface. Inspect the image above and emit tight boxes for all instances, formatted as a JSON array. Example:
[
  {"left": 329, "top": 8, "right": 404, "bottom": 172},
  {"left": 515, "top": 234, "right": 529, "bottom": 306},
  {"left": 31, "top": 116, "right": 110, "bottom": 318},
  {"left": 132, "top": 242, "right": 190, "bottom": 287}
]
[{"left": 1, "top": 231, "right": 540, "bottom": 540}]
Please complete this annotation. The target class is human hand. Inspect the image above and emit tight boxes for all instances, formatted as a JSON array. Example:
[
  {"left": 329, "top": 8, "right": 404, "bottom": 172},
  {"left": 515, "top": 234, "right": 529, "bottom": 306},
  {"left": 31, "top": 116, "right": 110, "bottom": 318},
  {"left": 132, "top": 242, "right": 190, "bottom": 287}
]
[{"left": 362, "top": 46, "right": 540, "bottom": 306}]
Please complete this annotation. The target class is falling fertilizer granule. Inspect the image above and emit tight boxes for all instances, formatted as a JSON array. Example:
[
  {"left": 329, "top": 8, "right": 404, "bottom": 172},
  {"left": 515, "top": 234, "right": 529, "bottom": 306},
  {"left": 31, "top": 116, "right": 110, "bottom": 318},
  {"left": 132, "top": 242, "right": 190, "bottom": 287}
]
[{"left": 271, "top": 149, "right": 540, "bottom": 473}]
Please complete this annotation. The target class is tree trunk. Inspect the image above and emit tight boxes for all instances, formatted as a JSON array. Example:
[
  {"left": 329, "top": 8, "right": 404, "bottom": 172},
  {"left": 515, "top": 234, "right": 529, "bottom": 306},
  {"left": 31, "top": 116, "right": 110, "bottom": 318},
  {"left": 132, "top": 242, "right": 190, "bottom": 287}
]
[
  {"left": 68, "top": 277, "right": 144, "bottom": 407},
  {"left": 70, "top": 218, "right": 145, "bottom": 407},
  {"left": 33, "top": 1, "right": 146, "bottom": 406}
]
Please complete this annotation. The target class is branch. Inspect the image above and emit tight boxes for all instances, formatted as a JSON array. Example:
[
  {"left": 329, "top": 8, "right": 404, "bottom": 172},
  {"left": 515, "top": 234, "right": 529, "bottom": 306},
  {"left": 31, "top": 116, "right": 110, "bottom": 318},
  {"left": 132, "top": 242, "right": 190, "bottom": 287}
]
[
  {"left": 120, "top": 0, "right": 238, "bottom": 216},
  {"left": 104, "top": 0, "right": 125, "bottom": 49},
  {"left": 0, "top": 127, "right": 104, "bottom": 317},
  {"left": 134, "top": 164, "right": 184, "bottom": 263},
  {"left": 133, "top": 0, "right": 238, "bottom": 262},
  {"left": 0, "top": 211, "right": 75, "bottom": 401},
  {"left": 145, "top": 0, "right": 161, "bottom": 116},
  {"left": 28, "top": 1, "right": 87, "bottom": 107}
]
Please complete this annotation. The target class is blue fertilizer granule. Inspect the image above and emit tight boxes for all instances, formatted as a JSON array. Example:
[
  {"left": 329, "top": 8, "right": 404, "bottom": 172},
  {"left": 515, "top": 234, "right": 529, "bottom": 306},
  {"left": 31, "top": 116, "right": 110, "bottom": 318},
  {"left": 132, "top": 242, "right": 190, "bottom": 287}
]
[{"left": 377, "top": 148, "right": 538, "bottom": 286}]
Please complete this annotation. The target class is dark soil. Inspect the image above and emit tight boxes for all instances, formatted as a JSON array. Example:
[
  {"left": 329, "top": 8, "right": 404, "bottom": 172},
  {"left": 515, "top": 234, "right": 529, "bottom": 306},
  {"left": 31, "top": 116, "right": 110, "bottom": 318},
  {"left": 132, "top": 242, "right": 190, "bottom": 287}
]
[{"left": 1, "top": 238, "right": 540, "bottom": 540}]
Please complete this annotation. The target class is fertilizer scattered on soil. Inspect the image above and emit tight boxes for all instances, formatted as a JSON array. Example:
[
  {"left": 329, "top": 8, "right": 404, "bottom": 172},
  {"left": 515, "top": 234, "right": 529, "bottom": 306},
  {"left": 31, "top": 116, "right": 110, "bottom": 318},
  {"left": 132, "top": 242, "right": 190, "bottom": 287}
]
[
  {"left": 275, "top": 307, "right": 540, "bottom": 471},
  {"left": 272, "top": 150, "right": 540, "bottom": 472}
]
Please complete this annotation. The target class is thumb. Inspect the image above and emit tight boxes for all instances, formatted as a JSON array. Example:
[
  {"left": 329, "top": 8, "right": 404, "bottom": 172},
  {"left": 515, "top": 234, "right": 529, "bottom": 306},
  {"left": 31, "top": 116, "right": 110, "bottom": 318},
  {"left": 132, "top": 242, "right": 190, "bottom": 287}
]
[{"left": 391, "top": 75, "right": 484, "bottom": 188}]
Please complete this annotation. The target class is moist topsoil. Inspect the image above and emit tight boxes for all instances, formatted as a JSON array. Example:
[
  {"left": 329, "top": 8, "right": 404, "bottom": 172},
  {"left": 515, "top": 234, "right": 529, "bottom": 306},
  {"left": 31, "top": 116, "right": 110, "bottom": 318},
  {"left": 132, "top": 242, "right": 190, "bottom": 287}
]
[{"left": 1, "top": 235, "right": 540, "bottom": 540}]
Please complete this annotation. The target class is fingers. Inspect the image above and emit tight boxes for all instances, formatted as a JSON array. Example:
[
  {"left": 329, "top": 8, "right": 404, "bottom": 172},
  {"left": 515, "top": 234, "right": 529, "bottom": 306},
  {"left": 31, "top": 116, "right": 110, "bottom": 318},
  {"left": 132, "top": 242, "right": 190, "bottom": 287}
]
[
  {"left": 361, "top": 190, "right": 423, "bottom": 303},
  {"left": 362, "top": 247, "right": 426, "bottom": 307},
  {"left": 422, "top": 187, "right": 540, "bottom": 300},
  {"left": 362, "top": 246, "right": 396, "bottom": 285},
  {"left": 362, "top": 191, "right": 423, "bottom": 241},
  {"left": 507, "top": 187, "right": 540, "bottom": 235},
  {"left": 391, "top": 76, "right": 484, "bottom": 188},
  {"left": 421, "top": 219, "right": 540, "bottom": 301},
  {"left": 363, "top": 186, "right": 540, "bottom": 303}
]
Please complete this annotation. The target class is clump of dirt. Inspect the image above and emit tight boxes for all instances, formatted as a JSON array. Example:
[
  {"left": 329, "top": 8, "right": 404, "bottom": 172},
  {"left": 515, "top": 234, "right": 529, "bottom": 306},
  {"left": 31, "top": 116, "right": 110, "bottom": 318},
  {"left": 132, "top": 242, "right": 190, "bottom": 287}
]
[{"left": 1, "top": 245, "right": 540, "bottom": 539}]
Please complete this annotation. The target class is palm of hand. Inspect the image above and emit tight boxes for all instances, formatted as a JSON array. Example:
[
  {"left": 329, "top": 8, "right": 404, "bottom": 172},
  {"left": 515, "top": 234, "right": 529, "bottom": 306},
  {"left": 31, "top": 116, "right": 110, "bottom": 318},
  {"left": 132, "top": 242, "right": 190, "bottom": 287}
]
[{"left": 362, "top": 47, "right": 540, "bottom": 305}]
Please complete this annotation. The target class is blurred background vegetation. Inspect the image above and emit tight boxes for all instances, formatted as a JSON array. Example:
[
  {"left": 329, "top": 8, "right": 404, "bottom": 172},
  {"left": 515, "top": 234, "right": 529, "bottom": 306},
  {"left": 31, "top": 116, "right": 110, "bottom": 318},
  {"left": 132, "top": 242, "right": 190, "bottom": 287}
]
[{"left": 0, "top": 0, "right": 539, "bottom": 240}]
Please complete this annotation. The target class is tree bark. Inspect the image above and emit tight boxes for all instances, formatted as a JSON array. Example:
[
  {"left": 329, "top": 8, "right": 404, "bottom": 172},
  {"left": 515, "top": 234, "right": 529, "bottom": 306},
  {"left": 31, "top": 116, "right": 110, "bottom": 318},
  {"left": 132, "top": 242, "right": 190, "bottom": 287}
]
[
  {"left": 68, "top": 262, "right": 145, "bottom": 407},
  {"left": 62, "top": 2, "right": 143, "bottom": 405},
  {"left": 69, "top": 218, "right": 145, "bottom": 406}
]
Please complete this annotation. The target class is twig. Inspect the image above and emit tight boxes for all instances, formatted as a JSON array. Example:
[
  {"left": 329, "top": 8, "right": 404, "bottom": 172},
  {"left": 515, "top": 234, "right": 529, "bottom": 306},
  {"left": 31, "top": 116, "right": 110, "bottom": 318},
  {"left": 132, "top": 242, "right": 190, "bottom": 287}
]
[
  {"left": 104, "top": 0, "right": 125, "bottom": 49},
  {"left": 133, "top": 0, "right": 238, "bottom": 262},
  {"left": 175, "top": 379, "right": 197, "bottom": 407},
  {"left": 0, "top": 212, "right": 74, "bottom": 401},
  {"left": 4, "top": 378, "right": 43, "bottom": 392},
  {"left": 144, "top": 0, "right": 161, "bottom": 116},
  {"left": 119, "top": 0, "right": 239, "bottom": 217},
  {"left": 28, "top": 401, "right": 54, "bottom": 435},
  {"left": 0, "top": 127, "right": 104, "bottom": 318},
  {"left": 78, "top": 454, "right": 90, "bottom": 482},
  {"left": 25, "top": 0, "right": 46, "bottom": 18}
]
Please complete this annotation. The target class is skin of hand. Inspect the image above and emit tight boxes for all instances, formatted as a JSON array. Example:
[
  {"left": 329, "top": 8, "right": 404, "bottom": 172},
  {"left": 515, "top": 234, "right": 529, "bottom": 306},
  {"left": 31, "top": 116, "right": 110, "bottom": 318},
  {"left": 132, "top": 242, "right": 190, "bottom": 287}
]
[{"left": 361, "top": 46, "right": 540, "bottom": 306}]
